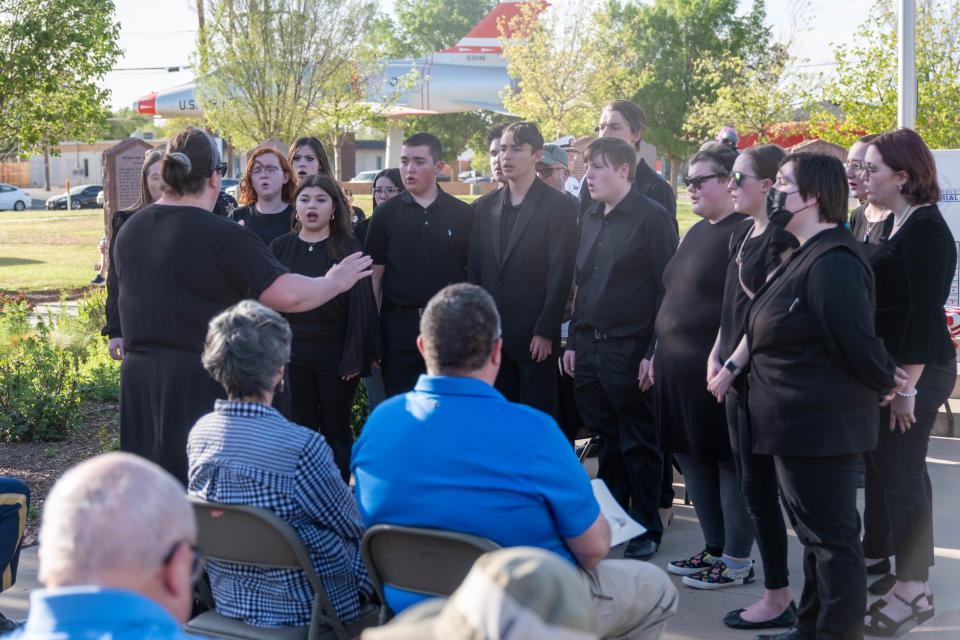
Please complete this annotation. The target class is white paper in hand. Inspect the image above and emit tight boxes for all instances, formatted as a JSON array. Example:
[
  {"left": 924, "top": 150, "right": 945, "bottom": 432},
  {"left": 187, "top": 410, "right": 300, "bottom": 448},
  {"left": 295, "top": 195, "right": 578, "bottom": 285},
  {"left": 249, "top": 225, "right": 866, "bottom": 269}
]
[{"left": 591, "top": 478, "right": 647, "bottom": 546}]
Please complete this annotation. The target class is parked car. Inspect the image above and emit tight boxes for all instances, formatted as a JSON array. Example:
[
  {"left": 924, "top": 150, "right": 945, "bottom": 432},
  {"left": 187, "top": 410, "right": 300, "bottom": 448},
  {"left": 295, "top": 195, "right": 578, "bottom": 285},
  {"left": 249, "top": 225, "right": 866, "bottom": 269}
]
[
  {"left": 459, "top": 169, "right": 483, "bottom": 181},
  {"left": 463, "top": 175, "right": 491, "bottom": 183},
  {"left": 350, "top": 170, "right": 379, "bottom": 183},
  {"left": 0, "top": 184, "right": 31, "bottom": 211},
  {"left": 46, "top": 185, "right": 103, "bottom": 210},
  {"left": 220, "top": 178, "right": 239, "bottom": 192},
  {"left": 96, "top": 190, "right": 104, "bottom": 207}
]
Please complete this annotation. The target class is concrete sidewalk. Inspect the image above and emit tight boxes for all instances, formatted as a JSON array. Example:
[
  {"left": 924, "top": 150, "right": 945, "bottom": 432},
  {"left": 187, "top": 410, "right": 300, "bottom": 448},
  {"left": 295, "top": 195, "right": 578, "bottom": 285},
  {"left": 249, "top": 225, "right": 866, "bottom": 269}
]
[{"left": 2, "top": 436, "right": 958, "bottom": 638}]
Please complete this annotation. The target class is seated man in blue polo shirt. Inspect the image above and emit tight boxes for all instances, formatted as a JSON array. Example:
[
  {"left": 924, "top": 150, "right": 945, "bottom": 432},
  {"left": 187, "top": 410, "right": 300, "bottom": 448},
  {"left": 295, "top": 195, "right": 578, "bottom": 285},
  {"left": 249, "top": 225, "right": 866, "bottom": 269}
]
[{"left": 353, "top": 283, "right": 677, "bottom": 640}]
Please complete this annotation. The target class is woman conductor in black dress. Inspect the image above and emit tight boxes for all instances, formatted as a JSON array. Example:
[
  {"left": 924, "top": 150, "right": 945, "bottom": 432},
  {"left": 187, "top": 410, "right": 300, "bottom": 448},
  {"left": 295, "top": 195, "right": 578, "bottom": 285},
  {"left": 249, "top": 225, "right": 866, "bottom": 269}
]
[
  {"left": 113, "top": 127, "right": 372, "bottom": 483},
  {"left": 269, "top": 175, "right": 380, "bottom": 480},
  {"left": 747, "top": 152, "right": 905, "bottom": 640},
  {"left": 860, "top": 129, "right": 954, "bottom": 636}
]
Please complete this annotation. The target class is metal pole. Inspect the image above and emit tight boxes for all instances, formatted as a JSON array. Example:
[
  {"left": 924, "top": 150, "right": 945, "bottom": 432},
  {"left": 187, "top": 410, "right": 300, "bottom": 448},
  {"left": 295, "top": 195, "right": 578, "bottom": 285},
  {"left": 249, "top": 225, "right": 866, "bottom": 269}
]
[{"left": 898, "top": 0, "right": 917, "bottom": 129}]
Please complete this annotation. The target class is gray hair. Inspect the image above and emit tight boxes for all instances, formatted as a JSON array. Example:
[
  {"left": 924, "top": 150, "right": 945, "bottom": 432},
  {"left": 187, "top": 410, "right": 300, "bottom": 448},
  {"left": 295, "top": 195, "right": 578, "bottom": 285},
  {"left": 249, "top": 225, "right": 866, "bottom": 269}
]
[
  {"left": 202, "top": 300, "right": 291, "bottom": 399},
  {"left": 39, "top": 452, "right": 196, "bottom": 585},
  {"left": 420, "top": 284, "right": 501, "bottom": 375}
]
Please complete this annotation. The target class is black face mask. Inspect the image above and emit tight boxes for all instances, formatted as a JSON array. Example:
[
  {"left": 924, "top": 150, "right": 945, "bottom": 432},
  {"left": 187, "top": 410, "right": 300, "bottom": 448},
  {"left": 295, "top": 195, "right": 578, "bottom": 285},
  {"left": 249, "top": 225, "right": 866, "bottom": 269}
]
[{"left": 766, "top": 187, "right": 795, "bottom": 229}]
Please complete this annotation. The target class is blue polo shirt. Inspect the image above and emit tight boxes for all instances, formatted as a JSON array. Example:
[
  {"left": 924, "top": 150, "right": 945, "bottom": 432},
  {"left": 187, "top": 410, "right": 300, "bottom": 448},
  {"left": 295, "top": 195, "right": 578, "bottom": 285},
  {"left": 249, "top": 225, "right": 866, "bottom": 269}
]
[
  {"left": 11, "top": 586, "right": 193, "bottom": 639},
  {"left": 352, "top": 375, "right": 600, "bottom": 612}
]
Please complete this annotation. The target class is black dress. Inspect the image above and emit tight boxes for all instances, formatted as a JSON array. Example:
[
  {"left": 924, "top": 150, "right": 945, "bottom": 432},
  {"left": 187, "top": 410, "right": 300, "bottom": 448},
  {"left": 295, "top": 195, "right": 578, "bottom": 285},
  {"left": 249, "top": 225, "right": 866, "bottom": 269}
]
[
  {"left": 268, "top": 232, "right": 381, "bottom": 480},
  {"left": 654, "top": 212, "right": 746, "bottom": 461},
  {"left": 114, "top": 204, "right": 289, "bottom": 483},
  {"left": 229, "top": 204, "right": 294, "bottom": 246},
  {"left": 849, "top": 203, "right": 893, "bottom": 253}
]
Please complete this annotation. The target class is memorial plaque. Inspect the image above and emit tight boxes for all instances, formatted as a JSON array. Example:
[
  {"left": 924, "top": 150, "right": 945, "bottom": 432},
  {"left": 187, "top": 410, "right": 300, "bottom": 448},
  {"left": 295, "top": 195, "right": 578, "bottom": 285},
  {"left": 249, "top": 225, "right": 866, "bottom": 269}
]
[{"left": 101, "top": 138, "right": 156, "bottom": 270}]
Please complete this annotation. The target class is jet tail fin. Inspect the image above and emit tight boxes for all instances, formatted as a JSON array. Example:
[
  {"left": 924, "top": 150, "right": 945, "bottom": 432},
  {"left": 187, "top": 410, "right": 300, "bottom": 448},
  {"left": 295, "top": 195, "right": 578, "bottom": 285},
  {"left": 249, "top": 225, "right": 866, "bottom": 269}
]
[{"left": 438, "top": 1, "right": 547, "bottom": 57}]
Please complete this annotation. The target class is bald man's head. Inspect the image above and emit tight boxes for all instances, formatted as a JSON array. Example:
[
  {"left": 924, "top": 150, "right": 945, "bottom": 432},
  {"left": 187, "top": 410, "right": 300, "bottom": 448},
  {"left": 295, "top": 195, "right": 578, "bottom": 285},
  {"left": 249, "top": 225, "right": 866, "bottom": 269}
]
[{"left": 39, "top": 453, "right": 197, "bottom": 621}]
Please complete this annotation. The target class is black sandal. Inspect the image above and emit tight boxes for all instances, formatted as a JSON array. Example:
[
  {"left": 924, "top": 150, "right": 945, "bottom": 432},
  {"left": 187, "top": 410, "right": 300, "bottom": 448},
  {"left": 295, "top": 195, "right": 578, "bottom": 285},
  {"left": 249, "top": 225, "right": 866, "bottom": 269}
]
[{"left": 864, "top": 593, "right": 935, "bottom": 637}]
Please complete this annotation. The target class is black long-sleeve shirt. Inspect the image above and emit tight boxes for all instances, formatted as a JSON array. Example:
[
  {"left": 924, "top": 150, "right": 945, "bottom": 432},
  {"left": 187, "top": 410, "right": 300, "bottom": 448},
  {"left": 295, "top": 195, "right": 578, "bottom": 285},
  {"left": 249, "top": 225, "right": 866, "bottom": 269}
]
[
  {"left": 748, "top": 227, "right": 896, "bottom": 457},
  {"left": 568, "top": 189, "right": 678, "bottom": 353},
  {"left": 868, "top": 205, "right": 956, "bottom": 365}
]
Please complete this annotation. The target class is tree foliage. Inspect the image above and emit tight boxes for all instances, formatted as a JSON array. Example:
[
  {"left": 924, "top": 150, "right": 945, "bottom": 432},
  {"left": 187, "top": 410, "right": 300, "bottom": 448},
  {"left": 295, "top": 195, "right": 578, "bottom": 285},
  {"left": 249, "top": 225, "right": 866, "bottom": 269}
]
[
  {"left": 500, "top": 2, "right": 613, "bottom": 140},
  {"left": 807, "top": 0, "right": 960, "bottom": 149},
  {"left": 194, "top": 0, "right": 379, "bottom": 150},
  {"left": 0, "top": 0, "right": 122, "bottom": 155},
  {"left": 595, "top": 0, "right": 771, "bottom": 184}
]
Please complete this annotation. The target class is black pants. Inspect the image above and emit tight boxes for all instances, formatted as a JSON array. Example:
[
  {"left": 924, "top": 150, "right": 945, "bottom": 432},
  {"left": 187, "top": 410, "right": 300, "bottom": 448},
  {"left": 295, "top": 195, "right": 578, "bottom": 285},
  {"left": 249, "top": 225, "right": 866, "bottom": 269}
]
[
  {"left": 381, "top": 308, "right": 425, "bottom": 398},
  {"left": 495, "top": 349, "right": 559, "bottom": 418},
  {"left": 573, "top": 337, "right": 663, "bottom": 542},
  {"left": 726, "top": 387, "right": 789, "bottom": 589},
  {"left": 775, "top": 454, "right": 864, "bottom": 640},
  {"left": 289, "top": 362, "right": 360, "bottom": 482},
  {"left": 861, "top": 362, "right": 953, "bottom": 582}
]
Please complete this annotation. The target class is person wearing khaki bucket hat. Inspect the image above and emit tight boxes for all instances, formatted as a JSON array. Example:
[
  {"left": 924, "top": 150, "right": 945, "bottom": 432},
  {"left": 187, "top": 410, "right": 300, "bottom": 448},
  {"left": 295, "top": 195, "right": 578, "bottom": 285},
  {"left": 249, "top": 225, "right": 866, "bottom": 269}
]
[{"left": 363, "top": 547, "right": 599, "bottom": 640}]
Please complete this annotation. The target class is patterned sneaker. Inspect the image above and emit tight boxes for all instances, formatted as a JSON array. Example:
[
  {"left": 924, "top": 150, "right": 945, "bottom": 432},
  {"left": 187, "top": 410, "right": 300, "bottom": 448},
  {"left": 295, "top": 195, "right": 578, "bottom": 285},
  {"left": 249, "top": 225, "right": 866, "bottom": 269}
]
[
  {"left": 682, "top": 559, "right": 755, "bottom": 589},
  {"left": 667, "top": 549, "right": 720, "bottom": 576}
]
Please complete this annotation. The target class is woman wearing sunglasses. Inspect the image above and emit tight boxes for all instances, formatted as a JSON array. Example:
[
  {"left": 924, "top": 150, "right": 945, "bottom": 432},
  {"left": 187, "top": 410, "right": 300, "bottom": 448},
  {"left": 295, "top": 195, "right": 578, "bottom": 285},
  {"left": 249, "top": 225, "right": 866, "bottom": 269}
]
[
  {"left": 705, "top": 144, "right": 800, "bottom": 630},
  {"left": 654, "top": 143, "right": 756, "bottom": 591},
  {"left": 112, "top": 128, "right": 372, "bottom": 483}
]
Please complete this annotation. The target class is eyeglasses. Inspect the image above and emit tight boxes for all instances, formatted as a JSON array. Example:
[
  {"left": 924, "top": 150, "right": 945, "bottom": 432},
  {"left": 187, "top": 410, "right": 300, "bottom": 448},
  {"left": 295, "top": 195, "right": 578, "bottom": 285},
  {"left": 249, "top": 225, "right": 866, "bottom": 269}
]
[
  {"left": 215, "top": 162, "right": 228, "bottom": 177},
  {"left": 536, "top": 166, "right": 565, "bottom": 177},
  {"left": 844, "top": 160, "right": 866, "bottom": 173},
  {"left": 250, "top": 166, "right": 281, "bottom": 176},
  {"left": 682, "top": 174, "right": 727, "bottom": 190},
  {"left": 163, "top": 540, "right": 205, "bottom": 584},
  {"left": 730, "top": 171, "right": 760, "bottom": 187},
  {"left": 372, "top": 187, "right": 400, "bottom": 195}
]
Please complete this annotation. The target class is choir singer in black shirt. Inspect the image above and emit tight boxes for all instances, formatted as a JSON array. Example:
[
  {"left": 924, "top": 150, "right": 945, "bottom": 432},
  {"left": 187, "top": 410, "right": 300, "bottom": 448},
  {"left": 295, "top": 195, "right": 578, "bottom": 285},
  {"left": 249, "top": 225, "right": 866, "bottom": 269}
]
[
  {"left": 746, "top": 152, "right": 906, "bottom": 640},
  {"left": 562, "top": 138, "right": 678, "bottom": 561}
]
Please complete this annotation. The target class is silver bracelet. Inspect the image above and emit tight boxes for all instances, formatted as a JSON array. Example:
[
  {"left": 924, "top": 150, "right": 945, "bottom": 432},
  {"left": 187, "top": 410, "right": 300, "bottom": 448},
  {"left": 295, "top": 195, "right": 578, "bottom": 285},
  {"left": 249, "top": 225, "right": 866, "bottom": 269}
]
[{"left": 897, "top": 388, "right": 918, "bottom": 397}]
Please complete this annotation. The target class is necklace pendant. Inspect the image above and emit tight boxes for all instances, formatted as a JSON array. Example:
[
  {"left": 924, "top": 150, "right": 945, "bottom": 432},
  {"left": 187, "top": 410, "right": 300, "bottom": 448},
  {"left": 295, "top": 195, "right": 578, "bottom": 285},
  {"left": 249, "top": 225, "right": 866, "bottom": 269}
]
[{"left": 308, "top": 245, "right": 314, "bottom": 252}]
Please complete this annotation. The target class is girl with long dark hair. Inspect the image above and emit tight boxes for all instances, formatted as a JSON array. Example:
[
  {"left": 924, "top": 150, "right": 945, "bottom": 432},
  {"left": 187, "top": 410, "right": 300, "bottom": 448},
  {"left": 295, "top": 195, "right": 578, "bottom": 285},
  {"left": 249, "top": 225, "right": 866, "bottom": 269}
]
[{"left": 269, "top": 174, "right": 380, "bottom": 479}]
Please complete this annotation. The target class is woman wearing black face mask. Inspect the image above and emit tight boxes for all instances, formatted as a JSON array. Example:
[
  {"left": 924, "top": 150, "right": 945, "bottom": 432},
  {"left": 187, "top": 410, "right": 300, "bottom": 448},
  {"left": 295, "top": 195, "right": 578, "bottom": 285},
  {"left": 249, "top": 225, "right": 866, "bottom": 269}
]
[{"left": 746, "top": 152, "right": 906, "bottom": 640}]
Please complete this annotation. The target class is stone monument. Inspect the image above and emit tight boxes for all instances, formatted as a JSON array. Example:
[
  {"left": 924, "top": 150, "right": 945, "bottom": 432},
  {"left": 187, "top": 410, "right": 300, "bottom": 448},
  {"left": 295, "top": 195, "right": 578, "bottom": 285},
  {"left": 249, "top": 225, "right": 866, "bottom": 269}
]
[{"left": 101, "top": 137, "right": 157, "bottom": 269}]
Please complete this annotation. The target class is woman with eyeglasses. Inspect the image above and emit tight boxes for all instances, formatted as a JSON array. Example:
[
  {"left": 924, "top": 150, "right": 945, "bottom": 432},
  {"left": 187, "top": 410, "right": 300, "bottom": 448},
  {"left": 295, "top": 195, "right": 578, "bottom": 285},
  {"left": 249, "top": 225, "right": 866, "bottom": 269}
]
[
  {"left": 860, "top": 129, "right": 954, "bottom": 636},
  {"left": 356, "top": 168, "right": 404, "bottom": 248},
  {"left": 847, "top": 134, "right": 892, "bottom": 249},
  {"left": 229, "top": 148, "right": 297, "bottom": 247},
  {"left": 704, "top": 144, "right": 800, "bottom": 629},
  {"left": 269, "top": 175, "right": 380, "bottom": 480},
  {"left": 747, "top": 152, "right": 905, "bottom": 640},
  {"left": 653, "top": 143, "right": 756, "bottom": 590},
  {"left": 112, "top": 127, "right": 372, "bottom": 482}
]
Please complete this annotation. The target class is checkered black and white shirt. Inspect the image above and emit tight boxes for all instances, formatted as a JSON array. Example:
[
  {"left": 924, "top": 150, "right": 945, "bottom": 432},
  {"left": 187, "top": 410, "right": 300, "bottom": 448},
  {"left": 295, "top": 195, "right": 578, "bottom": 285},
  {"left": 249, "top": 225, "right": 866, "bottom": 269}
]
[{"left": 187, "top": 400, "right": 372, "bottom": 627}]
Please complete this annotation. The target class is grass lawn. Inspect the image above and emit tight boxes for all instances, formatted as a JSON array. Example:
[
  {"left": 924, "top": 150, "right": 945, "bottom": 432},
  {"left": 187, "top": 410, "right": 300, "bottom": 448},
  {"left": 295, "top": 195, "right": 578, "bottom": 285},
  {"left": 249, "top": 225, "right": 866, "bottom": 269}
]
[{"left": 0, "top": 194, "right": 697, "bottom": 295}]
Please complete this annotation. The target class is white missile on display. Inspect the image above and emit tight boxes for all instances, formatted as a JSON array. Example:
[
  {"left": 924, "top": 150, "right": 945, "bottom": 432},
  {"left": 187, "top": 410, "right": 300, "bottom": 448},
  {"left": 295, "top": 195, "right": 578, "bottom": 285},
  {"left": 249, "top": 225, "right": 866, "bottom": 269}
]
[{"left": 133, "top": 1, "right": 544, "bottom": 120}]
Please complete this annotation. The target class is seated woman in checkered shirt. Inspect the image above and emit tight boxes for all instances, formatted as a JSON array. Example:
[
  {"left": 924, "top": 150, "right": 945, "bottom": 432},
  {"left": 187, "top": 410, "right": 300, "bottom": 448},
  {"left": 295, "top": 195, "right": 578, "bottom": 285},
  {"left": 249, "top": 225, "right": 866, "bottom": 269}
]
[{"left": 186, "top": 300, "right": 374, "bottom": 628}]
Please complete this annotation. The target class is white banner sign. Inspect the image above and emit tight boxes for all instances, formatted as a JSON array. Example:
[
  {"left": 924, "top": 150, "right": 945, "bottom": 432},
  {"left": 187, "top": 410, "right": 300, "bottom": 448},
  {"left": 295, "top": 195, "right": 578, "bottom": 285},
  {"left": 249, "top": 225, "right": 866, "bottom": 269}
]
[{"left": 933, "top": 150, "right": 960, "bottom": 307}]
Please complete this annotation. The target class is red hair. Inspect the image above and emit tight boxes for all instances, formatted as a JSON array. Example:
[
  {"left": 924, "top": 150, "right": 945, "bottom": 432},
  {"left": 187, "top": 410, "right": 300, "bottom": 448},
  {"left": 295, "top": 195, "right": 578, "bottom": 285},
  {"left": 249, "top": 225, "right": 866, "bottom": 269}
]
[
  {"left": 238, "top": 148, "right": 297, "bottom": 205},
  {"left": 870, "top": 128, "right": 941, "bottom": 205}
]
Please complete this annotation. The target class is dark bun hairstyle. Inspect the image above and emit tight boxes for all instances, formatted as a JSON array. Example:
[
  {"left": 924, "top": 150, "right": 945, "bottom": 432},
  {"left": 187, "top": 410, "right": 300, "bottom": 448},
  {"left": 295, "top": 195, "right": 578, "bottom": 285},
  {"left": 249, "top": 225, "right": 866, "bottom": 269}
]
[{"left": 161, "top": 127, "right": 220, "bottom": 197}]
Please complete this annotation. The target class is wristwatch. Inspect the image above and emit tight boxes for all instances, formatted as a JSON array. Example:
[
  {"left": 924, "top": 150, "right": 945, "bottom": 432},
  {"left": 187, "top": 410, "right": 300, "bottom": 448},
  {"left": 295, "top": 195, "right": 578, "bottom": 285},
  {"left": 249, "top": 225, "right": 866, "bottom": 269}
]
[{"left": 723, "top": 359, "right": 742, "bottom": 376}]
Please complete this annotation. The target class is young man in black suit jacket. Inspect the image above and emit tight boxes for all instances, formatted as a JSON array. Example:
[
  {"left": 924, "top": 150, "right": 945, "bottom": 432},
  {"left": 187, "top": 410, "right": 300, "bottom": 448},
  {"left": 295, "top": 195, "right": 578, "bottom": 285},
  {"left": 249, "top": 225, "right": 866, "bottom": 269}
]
[{"left": 468, "top": 122, "right": 578, "bottom": 417}]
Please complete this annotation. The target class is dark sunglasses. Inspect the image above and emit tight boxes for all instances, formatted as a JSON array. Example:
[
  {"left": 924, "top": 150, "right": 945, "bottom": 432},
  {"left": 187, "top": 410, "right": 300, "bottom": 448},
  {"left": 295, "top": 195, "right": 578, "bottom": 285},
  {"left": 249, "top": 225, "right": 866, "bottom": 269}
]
[
  {"left": 682, "top": 174, "right": 727, "bottom": 190},
  {"left": 163, "top": 540, "right": 206, "bottom": 583},
  {"left": 536, "top": 166, "right": 564, "bottom": 177},
  {"left": 730, "top": 171, "right": 760, "bottom": 187},
  {"left": 215, "top": 162, "right": 228, "bottom": 177}
]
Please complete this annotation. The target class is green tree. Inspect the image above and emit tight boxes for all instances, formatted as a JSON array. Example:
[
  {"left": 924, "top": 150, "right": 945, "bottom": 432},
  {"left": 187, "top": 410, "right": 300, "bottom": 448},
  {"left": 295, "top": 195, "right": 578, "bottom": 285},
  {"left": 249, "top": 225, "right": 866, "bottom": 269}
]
[
  {"left": 194, "top": 0, "right": 379, "bottom": 150},
  {"left": 806, "top": 0, "right": 960, "bottom": 149},
  {"left": 94, "top": 107, "right": 158, "bottom": 141},
  {"left": 0, "top": 0, "right": 121, "bottom": 155},
  {"left": 500, "top": 2, "right": 613, "bottom": 140},
  {"left": 597, "top": 0, "right": 771, "bottom": 190},
  {"left": 685, "top": 46, "right": 800, "bottom": 144},
  {"left": 387, "top": 0, "right": 498, "bottom": 57}
]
